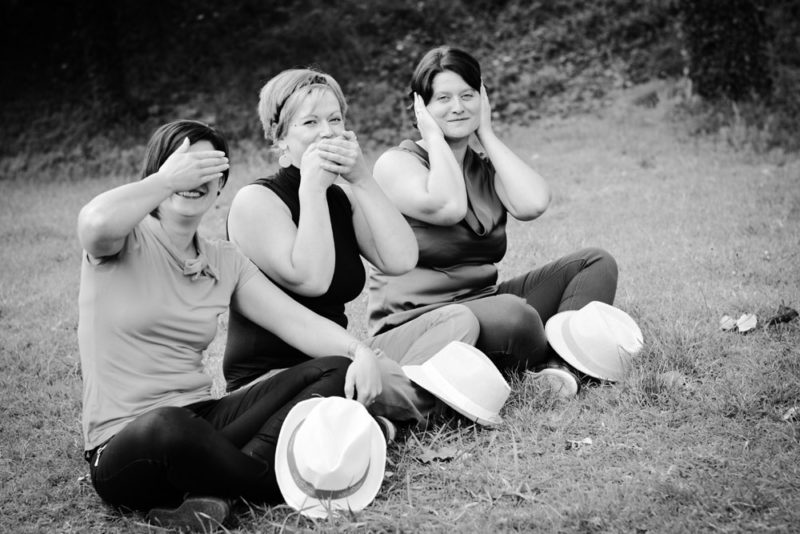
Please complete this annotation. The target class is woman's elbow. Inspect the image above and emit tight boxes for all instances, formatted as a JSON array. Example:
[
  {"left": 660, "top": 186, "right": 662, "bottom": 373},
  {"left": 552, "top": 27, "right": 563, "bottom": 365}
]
[
  {"left": 510, "top": 194, "right": 551, "bottom": 221},
  {"left": 379, "top": 247, "right": 418, "bottom": 275},
  {"left": 290, "top": 275, "right": 333, "bottom": 298},
  {"left": 77, "top": 205, "right": 108, "bottom": 250},
  {"left": 426, "top": 201, "right": 468, "bottom": 226}
]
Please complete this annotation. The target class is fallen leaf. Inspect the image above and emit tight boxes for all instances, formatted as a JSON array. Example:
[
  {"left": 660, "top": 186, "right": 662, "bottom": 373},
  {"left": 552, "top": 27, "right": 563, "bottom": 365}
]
[
  {"left": 736, "top": 313, "right": 757, "bottom": 333},
  {"left": 782, "top": 407, "right": 798, "bottom": 422},
  {"left": 658, "top": 371, "right": 687, "bottom": 388},
  {"left": 719, "top": 315, "right": 737, "bottom": 331},
  {"left": 566, "top": 437, "right": 593, "bottom": 450}
]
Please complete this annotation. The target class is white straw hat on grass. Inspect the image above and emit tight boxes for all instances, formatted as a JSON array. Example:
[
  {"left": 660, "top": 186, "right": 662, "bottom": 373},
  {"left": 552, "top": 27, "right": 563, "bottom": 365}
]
[
  {"left": 403, "top": 341, "right": 511, "bottom": 426},
  {"left": 275, "top": 397, "right": 386, "bottom": 518},
  {"left": 545, "top": 301, "right": 643, "bottom": 381}
]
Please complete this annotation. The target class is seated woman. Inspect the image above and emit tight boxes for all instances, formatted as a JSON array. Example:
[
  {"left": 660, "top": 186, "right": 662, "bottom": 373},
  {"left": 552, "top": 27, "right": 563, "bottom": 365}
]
[
  {"left": 225, "top": 68, "right": 479, "bottom": 424},
  {"left": 368, "top": 46, "right": 619, "bottom": 395},
  {"left": 77, "top": 120, "right": 380, "bottom": 530}
]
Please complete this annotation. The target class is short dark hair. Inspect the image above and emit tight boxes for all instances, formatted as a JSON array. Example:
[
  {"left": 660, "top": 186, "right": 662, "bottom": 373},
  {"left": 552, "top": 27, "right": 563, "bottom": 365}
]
[
  {"left": 141, "top": 120, "right": 230, "bottom": 218},
  {"left": 410, "top": 46, "right": 482, "bottom": 104},
  {"left": 142, "top": 120, "right": 230, "bottom": 187}
]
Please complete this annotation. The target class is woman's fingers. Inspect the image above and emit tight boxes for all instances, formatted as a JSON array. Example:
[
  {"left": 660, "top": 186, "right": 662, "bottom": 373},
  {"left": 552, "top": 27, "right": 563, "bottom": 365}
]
[
  {"left": 197, "top": 155, "right": 229, "bottom": 169},
  {"left": 344, "top": 366, "right": 356, "bottom": 400},
  {"left": 317, "top": 141, "right": 359, "bottom": 170}
]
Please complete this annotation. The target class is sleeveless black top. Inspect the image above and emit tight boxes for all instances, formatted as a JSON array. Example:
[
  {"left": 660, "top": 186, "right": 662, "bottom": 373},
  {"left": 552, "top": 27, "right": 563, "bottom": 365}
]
[{"left": 223, "top": 166, "right": 365, "bottom": 390}]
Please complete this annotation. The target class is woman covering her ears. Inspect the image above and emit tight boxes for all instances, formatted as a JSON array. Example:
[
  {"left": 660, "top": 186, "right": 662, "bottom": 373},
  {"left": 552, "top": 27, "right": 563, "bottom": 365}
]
[{"left": 367, "top": 46, "right": 619, "bottom": 396}]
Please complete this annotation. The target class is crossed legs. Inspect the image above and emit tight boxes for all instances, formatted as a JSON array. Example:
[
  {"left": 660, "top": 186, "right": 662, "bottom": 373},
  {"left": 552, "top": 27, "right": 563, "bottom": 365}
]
[
  {"left": 87, "top": 356, "right": 349, "bottom": 511},
  {"left": 463, "top": 248, "right": 618, "bottom": 372}
]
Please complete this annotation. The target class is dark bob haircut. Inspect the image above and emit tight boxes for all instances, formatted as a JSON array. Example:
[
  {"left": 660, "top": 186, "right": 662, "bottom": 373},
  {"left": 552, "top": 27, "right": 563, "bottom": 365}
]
[
  {"left": 142, "top": 120, "right": 230, "bottom": 188},
  {"left": 409, "top": 46, "right": 482, "bottom": 105},
  {"left": 141, "top": 120, "right": 229, "bottom": 219}
]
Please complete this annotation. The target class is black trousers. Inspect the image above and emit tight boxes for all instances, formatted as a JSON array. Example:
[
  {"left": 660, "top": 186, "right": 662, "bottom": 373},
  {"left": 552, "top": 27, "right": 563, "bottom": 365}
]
[
  {"left": 85, "top": 356, "right": 349, "bottom": 511},
  {"left": 463, "top": 247, "right": 618, "bottom": 371}
]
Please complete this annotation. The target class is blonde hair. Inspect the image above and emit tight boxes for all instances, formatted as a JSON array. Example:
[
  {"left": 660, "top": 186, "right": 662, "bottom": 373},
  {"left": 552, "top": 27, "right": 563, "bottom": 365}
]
[{"left": 257, "top": 68, "right": 348, "bottom": 144}]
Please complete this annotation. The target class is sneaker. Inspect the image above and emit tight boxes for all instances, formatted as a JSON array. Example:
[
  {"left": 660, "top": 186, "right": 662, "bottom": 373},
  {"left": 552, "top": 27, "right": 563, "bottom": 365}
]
[
  {"left": 527, "top": 364, "right": 580, "bottom": 398},
  {"left": 147, "top": 495, "right": 230, "bottom": 531},
  {"left": 374, "top": 415, "right": 397, "bottom": 443}
]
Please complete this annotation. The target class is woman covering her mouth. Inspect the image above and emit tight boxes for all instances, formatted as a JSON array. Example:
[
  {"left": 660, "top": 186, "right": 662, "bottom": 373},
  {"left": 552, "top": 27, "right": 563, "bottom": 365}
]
[{"left": 223, "top": 68, "right": 480, "bottom": 425}]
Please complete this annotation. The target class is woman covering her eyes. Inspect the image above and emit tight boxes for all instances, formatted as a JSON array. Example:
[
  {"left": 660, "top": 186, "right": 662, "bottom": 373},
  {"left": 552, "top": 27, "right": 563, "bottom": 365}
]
[
  {"left": 367, "top": 46, "right": 619, "bottom": 395},
  {"left": 77, "top": 120, "right": 361, "bottom": 529},
  {"left": 224, "top": 68, "right": 479, "bottom": 424}
]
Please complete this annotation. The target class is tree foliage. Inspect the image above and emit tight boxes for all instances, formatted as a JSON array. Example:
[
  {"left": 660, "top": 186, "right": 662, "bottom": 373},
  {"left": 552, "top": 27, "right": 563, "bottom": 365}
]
[
  {"left": 680, "top": 0, "right": 771, "bottom": 100},
  {"left": 1, "top": 0, "right": 798, "bottom": 179}
]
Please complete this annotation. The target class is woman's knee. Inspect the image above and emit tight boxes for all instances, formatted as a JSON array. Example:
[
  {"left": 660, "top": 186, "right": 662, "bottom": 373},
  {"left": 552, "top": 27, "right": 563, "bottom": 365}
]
[
  {"left": 435, "top": 304, "right": 480, "bottom": 343},
  {"left": 305, "top": 355, "right": 350, "bottom": 391},
  {"left": 581, "top": 247, "right": 618, "bottom": 278},
  {"left": 472, "top": 295, "right": 542, "bottom": 338},
  {"left": 317, "top": 355, "right": 351, "bottom": 372},
  {"left": 127, "top": 407, "right": 198, "bottom": 449},
  {"left": 468, "top": 295, "right": 547, "bottom": 370}
]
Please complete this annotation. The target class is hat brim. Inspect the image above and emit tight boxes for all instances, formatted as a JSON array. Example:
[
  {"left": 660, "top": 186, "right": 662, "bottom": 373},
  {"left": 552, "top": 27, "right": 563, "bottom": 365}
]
[
  {"left": 403, "top": 365, "right": 504, "bottom": 427},
  {"left": 274, "top": 397, "right": 386, "bottom": 518},
  {"left": 545, "top": 309, "right": 640, "bottom": 381}
]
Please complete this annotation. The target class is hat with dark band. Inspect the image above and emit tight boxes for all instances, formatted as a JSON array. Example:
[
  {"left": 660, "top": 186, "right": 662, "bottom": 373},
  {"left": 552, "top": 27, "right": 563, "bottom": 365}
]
[{"left": 275, "top": 397, "right": 386, "bottom": 518}]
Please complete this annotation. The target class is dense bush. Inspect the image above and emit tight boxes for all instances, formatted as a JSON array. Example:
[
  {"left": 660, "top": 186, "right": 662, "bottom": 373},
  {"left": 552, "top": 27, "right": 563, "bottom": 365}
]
[
  {"left": 680, "top": 0, "right": 771, "bottom": 100},
  {"left": 678, "top": 0, "right": 800, "bottom": 152},
  {"left": 0, "top": 0, "right": 797, "bottom": 180}
]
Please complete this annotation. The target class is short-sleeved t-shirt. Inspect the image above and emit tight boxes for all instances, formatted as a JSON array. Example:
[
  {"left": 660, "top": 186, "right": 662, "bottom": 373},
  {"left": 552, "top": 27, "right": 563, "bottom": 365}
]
[{"left": 78, "top": 216, "right": 259, "bottom": 450}]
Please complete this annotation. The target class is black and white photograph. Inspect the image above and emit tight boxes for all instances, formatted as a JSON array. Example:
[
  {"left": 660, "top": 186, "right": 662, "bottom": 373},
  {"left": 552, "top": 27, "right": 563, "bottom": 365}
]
[{"left": 1, "top": 0, "right": 798, "bottom": 532}]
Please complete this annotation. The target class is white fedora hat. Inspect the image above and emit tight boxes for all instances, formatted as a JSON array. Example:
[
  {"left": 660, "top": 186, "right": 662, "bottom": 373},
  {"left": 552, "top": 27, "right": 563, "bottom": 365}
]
[
  {"left": 275, "top": 397, "right": 386, "bottom": 518},
  {"left": 402, "top": 341, "right": 510, "bottom": 426},
  {"left": 545, "top": 301, "right": 643, "bottom": 381}
]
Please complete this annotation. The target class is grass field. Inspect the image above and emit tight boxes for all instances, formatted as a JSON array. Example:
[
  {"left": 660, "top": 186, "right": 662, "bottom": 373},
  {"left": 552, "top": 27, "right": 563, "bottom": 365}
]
[{"left": 1, "top": 95, "right": 798, "bottom": 533}]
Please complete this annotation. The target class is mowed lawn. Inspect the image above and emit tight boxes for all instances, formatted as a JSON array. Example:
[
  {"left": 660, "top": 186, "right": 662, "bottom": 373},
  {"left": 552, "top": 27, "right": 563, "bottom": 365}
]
[{"left": 1, "top": 99, "right": 798, "bottom": 533}]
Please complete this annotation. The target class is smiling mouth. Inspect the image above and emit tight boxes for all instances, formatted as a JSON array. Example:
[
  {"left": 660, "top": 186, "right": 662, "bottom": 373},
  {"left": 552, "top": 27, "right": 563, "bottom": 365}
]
[{"left": 176, "top": 189, "right": 206, "bottom": 199}]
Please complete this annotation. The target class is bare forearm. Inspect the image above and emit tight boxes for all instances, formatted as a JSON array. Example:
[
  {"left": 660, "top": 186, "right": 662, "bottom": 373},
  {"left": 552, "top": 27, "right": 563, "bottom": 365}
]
[
  {"left": 233, "top": 275, "right": 363, "bottom": 357},
  {"left": 290, "top": 187, "right": 337, "bottom": 291},
  {"left": 348, "top": 178, "right": 418, "bottom": 273},
  {"left": 424, "top": 136, "right": 468, "bottom": 216},
  {"left": 479, "top": 130, "right": 550, "bottom": 219}
]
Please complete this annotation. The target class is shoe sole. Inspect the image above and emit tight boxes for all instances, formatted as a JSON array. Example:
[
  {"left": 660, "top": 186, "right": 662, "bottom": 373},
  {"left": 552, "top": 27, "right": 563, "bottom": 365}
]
[
  {"left": 374, "top": 415, "right": 397, "bottom": 443},
  {"left": 147, "top": 496, "right": 229, "bottom": 531},
  {"left": 527, "top": 368, "right": 580, "bottom": 397}
]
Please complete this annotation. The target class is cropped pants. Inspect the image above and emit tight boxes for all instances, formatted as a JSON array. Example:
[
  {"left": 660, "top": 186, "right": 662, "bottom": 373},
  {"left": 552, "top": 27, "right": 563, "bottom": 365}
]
[
  {"left": 85, "top": 356, "right": 349, "bottom": 511},
  {"left": 225, "top": 304, "right": 479, "bottom": 423},
  {"left": 462, "top": 247, "right": 618, "bottom": 372}
]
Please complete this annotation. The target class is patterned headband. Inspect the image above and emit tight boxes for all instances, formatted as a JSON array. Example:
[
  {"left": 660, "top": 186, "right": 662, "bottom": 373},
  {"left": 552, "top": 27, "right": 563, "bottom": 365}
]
[{"left": 273, "top": 74, "right": 331, "bottom": 126}]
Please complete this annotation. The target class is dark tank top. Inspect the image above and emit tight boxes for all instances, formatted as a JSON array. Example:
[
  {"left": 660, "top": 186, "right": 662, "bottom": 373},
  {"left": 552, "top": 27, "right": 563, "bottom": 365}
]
[
  {"left": 223, "top": 165, "right": 365, "bottom": 390},
  {"left": 367, "top": 140, "right": 507, "bottom": 335}
]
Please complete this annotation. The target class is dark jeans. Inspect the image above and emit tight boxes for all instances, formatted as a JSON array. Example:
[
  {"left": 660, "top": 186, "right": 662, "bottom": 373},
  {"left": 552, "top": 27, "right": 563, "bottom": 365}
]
[
  {"left": 462, "top": 247, "right": 618, "bottom": 372},
  {"left": 85, "top": 356, "right": 349, "bottom": 511}
]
